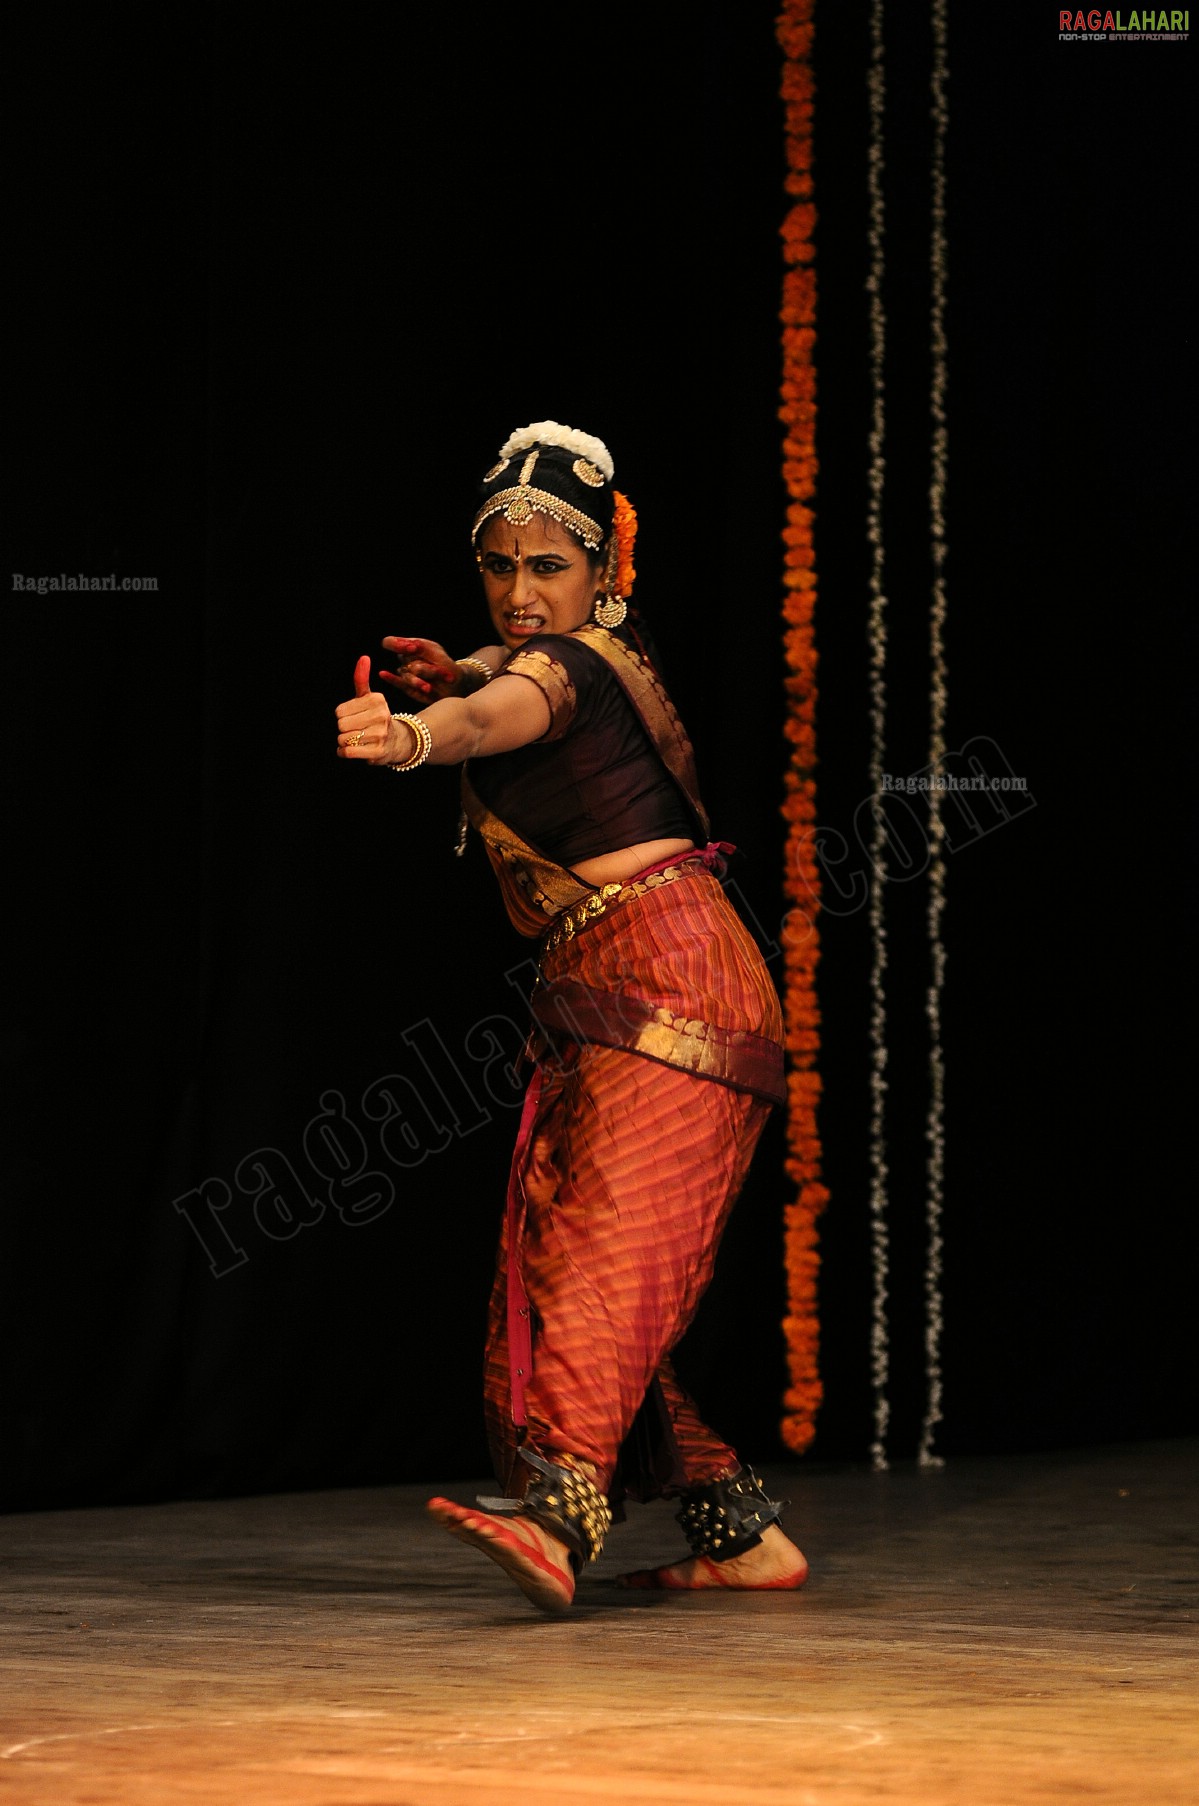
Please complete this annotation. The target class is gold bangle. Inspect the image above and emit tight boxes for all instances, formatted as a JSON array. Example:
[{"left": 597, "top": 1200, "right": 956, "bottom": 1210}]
[
  {"left": 389, "top": 712, "right": 432, "bottom": 771},
  {"left": 455, "top": 656, "right": 493, "bottom": 689}
]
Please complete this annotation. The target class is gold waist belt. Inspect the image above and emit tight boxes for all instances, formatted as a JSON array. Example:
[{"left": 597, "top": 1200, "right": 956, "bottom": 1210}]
[{"left": 540, "top": 855, "right": 709, "bottom": 957}]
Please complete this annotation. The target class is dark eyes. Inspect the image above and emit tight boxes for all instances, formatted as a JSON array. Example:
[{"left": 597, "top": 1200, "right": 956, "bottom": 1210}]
[{"left": 483, "top": 559, "right": 569, "bottom": 576}]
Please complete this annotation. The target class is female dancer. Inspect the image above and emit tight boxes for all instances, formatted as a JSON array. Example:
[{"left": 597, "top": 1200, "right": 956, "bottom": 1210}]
[{"left": 334, "top": 421, "right": 808, "bottom": 1612}]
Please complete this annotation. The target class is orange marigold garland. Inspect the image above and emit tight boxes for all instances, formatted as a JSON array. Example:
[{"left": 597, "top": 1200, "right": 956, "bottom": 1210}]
[
  {"left": 611, "top": 490, "right": 638, "bottom": 599},
  {"left": 777, "top": 0, "right": 828, "bottom": 1456}
]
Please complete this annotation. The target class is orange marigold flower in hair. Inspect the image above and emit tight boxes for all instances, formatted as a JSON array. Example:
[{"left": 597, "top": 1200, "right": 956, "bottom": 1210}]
[{"left": 612, "top": 490, "right": 638, "bottom": 598}]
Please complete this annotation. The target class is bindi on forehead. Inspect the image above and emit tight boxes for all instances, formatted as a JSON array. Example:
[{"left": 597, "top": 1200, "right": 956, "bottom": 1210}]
[{"left": 480, "top": 513, "right": 583, "bottom": 563}]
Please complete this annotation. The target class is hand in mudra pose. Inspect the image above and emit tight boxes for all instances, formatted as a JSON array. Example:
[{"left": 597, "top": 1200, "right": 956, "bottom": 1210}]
[
  {"left": 378, "top": 635, "right": 462, "bottom": 702},
  {"left": 334, "top": 656, "right": 401, "bottom": 762}
]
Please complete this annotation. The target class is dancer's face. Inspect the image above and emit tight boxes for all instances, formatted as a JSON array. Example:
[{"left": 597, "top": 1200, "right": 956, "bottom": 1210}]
[{"left": 478, "top": 514, "right": 603, "bottom": 650}]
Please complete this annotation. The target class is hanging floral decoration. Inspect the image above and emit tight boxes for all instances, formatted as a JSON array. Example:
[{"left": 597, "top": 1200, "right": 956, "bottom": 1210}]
[
  {"left": 919, "top": 0, "right": 950, "bottom": 1471},
  {"left": 865, "top": 0, "right": 893, "bottom": 1473},
  {"left": 776, "top": 0, "right": 828, "bottom": 1457}
]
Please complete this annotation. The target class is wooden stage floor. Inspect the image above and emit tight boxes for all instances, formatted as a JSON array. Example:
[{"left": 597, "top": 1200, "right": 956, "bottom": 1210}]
[{"left": 1, "top": 1439, "right": 1195, "bottom": 1805}]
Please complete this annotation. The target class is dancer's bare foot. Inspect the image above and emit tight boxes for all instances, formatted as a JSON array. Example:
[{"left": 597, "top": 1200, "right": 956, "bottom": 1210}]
[
  {"left": 426, "top": 1497, "right": 576, "bottom": 1614},
  {"left": 617, "top": 1523, "right": 809, "bottom": 1591}
]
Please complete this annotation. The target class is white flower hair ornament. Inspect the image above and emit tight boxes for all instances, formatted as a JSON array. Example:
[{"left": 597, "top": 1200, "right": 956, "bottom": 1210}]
[
  {"left": 472, "top": 419, "right": 621, "bottom": 554},
  {"left": 498, "top": 420, "right": 615, "bottom": 482}
]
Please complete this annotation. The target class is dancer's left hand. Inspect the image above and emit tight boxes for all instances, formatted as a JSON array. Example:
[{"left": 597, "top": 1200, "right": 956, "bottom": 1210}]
[{"left": 335, "top": 656, "right": 402, "bottom": 762}]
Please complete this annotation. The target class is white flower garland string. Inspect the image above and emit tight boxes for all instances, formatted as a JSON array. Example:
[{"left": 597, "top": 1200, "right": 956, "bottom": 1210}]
[
  {"left": 918, "top": 0, "right": 950, "bottom": 1471},
  {"left": 866, "top": 0, "right": 891, "bottom": 1474}
]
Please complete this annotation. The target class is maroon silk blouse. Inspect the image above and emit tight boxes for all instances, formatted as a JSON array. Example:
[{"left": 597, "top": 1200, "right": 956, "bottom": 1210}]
[{"left": 468, "top": 632, "right": 701, "bottom": 869}]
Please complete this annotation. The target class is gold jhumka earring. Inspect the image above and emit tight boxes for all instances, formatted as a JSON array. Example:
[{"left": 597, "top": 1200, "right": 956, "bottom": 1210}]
[{"left": 593, "top": 535, "right": 627, "bottom": 627}]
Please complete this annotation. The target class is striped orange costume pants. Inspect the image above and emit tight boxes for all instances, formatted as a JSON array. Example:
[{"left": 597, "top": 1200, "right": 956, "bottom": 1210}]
[{"left": 483, "top": 1039, "right": 773, "bottom": 1502}]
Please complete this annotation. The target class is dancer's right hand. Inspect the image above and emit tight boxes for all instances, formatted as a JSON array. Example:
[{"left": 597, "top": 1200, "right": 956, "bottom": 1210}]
[{"left": 379, "top": 636, "right": 461, "bottom": 701}]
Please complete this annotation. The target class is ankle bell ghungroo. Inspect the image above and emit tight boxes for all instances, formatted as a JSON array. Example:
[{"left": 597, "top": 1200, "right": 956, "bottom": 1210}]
[
  {"left": 676, "top": 1466, "right": 785, "bottom": 1563},
  {"left": 517, "top": 1448, "right": 613, "bottom": 1567}
]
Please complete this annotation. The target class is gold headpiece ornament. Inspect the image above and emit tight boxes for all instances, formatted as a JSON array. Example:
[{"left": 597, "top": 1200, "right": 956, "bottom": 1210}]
[{"left": 471, "top": 421, "right": 615, "bottom": 551}]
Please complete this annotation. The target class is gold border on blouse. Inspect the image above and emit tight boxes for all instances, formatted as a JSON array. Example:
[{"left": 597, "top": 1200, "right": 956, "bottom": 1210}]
[{"left": 501, "top": 646, "right": 578, "bottom": 742}]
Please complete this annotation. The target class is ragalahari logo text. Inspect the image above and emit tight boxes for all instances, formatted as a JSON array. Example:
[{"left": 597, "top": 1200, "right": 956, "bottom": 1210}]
[{"left": 1059, "top": 8, "right": 1189, "bottom": 34}]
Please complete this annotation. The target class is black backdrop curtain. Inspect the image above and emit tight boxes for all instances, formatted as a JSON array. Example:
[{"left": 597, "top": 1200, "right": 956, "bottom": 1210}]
[{"left": 4, "top": 3, "right": 1194, "bottom": 1511}]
